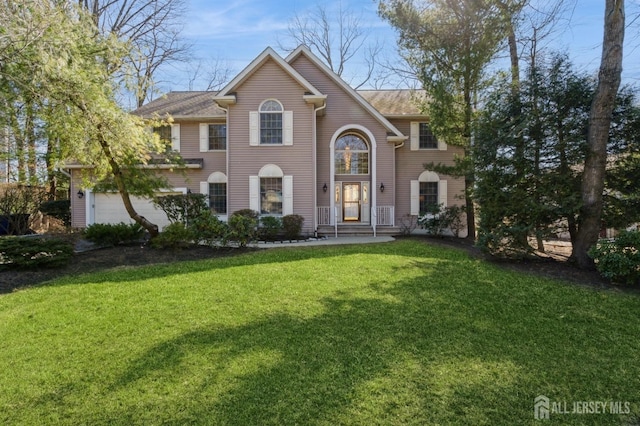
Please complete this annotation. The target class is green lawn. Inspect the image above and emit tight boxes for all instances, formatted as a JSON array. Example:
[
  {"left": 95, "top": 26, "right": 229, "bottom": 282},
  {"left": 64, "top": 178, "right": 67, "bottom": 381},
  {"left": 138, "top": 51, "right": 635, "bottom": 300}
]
[{"left": 1, "top": 239, "right": 639, "bottom": 425}]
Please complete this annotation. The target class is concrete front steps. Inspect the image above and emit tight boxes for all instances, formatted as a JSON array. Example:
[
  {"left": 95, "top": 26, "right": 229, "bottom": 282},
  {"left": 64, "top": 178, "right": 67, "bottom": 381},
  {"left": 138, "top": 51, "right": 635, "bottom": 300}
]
[{"left": 317, "top": 224, "right": 400, "bottom": 237}]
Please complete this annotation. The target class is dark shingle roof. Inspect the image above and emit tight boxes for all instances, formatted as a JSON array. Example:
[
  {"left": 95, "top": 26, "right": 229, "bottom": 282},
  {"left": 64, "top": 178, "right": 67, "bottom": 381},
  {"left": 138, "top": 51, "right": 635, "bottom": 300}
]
[
  {"left": 133, "top": 91, "right": 227, "bottom": 119},
  {"left": 133, "top": 89, "right": 427, "bottom": 119}
]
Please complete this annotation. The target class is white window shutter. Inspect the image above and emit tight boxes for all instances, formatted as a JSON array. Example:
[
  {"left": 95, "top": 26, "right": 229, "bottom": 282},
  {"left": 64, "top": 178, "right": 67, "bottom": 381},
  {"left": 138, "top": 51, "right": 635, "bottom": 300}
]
[
  {"left": 438, "top": 180, "right": 448, "bottom": 207},
  {"left": 283, "top": 175, "right": 293, "bottom": 215},
  {"left": 410, "top": 180, "right": 419, "bottom": 215},
  {"left": 410, "top": 122, "right": 419, "bottom": 151},
  {"left": 170, "top": 124, "right": 181, "bottom": 152},
  {"left": 199, "top": 123, "right": 208, "bottom": 152},
  {"left": 249, "top": 111, "right": 259, "bottom": 146},
  {"left": 200, "top": 181, "right": 209, "bottom": 207},
  {"left": 283, "top": 111, "right": 293, "bottom": 145},
  {"left": 438, "top": 139, "right": 447, "bottom": 151},
  {"left": 249, "top": 176, "right": 260, "bottom": 212},
  {"left": 200, "top": 181, "right": 208, "bottom": 195}
]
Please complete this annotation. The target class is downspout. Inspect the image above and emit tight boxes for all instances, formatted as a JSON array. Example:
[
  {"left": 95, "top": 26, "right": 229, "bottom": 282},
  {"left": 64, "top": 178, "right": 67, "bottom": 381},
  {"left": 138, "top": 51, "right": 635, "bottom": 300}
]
[
  {"left": 313, "top": 102, "right": 326, "bottom": 236},
  {"left": 218, "top": 105, "right": 229, "bottom": 217}
]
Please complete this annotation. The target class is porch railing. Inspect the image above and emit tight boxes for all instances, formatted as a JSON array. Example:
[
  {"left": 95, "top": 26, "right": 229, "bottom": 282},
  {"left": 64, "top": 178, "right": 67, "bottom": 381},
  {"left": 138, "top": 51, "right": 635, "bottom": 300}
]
[
  {"left": 376, "top": 206, "right": 394, "bottom": 226},
  {"left": 317, "top": 206, "right": 394, "bottom": 226},
  {"left": 317, "top": 206, "right": 332, "bottom": 225}
]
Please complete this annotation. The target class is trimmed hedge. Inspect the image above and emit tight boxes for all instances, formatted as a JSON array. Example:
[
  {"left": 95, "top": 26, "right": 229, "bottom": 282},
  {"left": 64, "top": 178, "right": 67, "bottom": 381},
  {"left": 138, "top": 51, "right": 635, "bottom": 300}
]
[
  {"left": 0, "top": 237, "right": 73, "bottom": 271},
  {"left": 83, "top": 222, "right": 145, "bottom": 246}
]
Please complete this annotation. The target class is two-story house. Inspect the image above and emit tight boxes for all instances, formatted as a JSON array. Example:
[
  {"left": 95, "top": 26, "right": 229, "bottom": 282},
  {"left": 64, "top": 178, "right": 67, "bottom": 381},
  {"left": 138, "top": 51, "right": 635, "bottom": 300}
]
[{"left": 69, "top": 45, "right": 466, "bottom": 237}]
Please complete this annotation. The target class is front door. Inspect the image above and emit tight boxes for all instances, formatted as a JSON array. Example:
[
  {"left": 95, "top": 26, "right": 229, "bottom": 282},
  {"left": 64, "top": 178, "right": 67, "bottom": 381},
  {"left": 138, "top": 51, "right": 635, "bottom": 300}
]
[{"left": 343, "top": 183, "right": 360, "bottom": 221}]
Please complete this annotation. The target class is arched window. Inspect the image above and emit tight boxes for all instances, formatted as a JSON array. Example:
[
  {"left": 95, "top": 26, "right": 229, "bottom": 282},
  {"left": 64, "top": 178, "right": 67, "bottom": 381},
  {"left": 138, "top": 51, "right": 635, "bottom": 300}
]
[
  {"left": 335, "top": 133, "right": 369, "bottom": 174},
  {"left": 410, "top": 171, "right": 447, "bottom": 216},
  {"left": 259, "top": 99, "right": 283, "bottom": 144},
  {"left": 207, "top": 172, "right": 227, "bottom": 214}
]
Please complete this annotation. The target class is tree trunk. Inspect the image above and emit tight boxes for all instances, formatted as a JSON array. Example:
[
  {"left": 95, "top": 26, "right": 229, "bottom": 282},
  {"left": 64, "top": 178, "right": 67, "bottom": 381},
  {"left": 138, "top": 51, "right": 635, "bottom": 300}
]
[
  {"left": 96, "top": 130, "right": 159, "bottom": 238},
  {"left": 572, "top": 0, "right": 624, "bottom": 269}
]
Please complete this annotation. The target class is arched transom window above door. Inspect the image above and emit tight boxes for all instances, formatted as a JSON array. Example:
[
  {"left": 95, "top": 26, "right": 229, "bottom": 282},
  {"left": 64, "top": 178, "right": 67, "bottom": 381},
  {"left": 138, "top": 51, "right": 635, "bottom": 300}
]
[{"left": 335, "top": 133, "right": 369, "bottom": 175}]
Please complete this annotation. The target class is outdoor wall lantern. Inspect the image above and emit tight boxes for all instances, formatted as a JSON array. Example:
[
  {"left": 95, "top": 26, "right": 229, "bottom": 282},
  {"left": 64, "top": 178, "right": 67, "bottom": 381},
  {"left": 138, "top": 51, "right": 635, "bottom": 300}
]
[
  {"left": 77, "top": 190, "right": 84, "bottom": 199},
  {"left": 380, "top": 183, "right": 385, "bottom": 192},
  {"left": 323, "top": 183, "right": 328, "bottom": 192}
]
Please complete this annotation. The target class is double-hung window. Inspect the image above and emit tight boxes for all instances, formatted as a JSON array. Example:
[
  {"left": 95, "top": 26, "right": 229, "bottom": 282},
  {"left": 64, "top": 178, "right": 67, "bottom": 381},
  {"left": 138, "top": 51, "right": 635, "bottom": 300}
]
[
  {"left": 410, "top": 122, "right": 446, "bottom": 151},
  {"left": 208, "top": 124, "right": 226, "bottom": 150},
  {"left": 260, "top": 100, "right": 283, "bottom": 145},
  {"left": 209, "top": 183, "right": 227, "bottom": 214},
  {"left": 419, "top": 181, "right": 439, "bottom": 215},
  {"left": 419, "top": 123, "right": 438, "bottom": 149},
  {"left": 200, "top": 123, "right": 225, "bottom": 152},
  {"left": 260, "top": 177, "right": 283, "bottom": 215}
]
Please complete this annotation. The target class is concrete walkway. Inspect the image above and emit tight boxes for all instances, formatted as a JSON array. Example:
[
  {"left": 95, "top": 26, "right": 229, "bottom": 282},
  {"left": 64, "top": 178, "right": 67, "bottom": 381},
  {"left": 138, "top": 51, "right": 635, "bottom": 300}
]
[{"left": 251, "top": 235, "right": 395, "bottom": 248}]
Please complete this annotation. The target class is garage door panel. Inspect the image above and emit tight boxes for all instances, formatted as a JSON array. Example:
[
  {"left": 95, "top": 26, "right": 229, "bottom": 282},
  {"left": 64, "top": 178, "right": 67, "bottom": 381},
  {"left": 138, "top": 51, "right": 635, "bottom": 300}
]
[{"left": 93, "top": 193, "right": 176, "bottom": 230}]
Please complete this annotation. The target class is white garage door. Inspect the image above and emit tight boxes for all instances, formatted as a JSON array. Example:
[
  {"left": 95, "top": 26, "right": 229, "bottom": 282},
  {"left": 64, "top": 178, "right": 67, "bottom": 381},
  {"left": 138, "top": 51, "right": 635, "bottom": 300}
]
[{"left": 93, "top": 193, "right": 178, "bottom": 231}]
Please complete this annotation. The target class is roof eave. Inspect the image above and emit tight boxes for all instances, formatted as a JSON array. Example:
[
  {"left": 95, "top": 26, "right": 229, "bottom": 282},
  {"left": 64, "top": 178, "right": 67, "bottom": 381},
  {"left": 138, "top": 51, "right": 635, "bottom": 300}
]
[
  {"left": 303, "top": 94, "right": 327, "bottom": 107},
  {"left": 212, "top": 95, "right": 236, "bottom": 107}
]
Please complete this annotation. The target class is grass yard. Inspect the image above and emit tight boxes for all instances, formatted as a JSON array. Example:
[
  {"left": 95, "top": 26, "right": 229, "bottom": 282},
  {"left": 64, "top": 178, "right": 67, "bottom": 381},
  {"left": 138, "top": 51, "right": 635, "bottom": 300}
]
[{"left": 0, "top": 239, "right": 639, "bottom": 425}]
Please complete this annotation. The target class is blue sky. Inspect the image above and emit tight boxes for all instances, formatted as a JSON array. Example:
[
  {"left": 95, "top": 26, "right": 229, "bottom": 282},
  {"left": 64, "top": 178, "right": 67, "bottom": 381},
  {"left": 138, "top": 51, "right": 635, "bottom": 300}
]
[{"left": 158, "top": 0, "right": 640, "bottom": 93}]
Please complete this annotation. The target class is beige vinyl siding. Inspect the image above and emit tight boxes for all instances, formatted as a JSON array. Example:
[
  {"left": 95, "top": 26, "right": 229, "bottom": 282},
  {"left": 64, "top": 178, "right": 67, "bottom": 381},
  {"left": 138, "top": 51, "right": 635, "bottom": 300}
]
[
  {"left": 289, "top": 54, "right": 396, "bottom": 211},
  {"left": 392, "top": 119, "right": 465, "bottom": 221},
  {"left": 70, "top": 171, "right": 86, "bottom": 228},
  {"left": 227, "top": 58, "right": 315, "bottom": 233}
]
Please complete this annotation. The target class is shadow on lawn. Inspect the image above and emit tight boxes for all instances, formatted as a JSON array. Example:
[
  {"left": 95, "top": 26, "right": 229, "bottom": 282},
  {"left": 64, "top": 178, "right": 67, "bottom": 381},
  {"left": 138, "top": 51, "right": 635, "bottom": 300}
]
[{"left": 94, "top": 257, "right": 616, "bottom": 425}]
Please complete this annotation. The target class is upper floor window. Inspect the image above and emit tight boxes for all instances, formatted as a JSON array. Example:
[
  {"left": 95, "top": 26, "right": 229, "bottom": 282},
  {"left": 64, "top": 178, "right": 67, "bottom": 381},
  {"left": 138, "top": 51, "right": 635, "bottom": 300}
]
[
  {"left": 208, "top": 124, "right": 226, "bottom": 150},
  {"left": 419, "top": 123, "right": 438, "bottom": 149},
  {"left": 410, "top": 122, "right": 445, "bottom": 151},
  {"left": 154, "top": 125, "right": 172, "bottom": 144},
  {"left": 335, "top": 134, "right": 369, "bottom": 175},
  {"left": 260, "top": 100, "right": 283, "bottom": 145}
]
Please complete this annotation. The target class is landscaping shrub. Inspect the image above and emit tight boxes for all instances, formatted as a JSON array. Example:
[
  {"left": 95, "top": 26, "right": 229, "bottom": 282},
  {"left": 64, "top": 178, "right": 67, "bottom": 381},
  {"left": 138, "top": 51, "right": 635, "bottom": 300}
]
[
  {"left": 83, "top": 222, "right": 145, "bottom": 246},
  {"left": 259, "top": 216, "right": 282, "bottom": 241},
  {"left": 190, "top": 212, "right": 229, "bottom": 246},
  {"left": 418, "top": 204, "right": 465, "bottom": 237},
  {"left": 228, "top": 210, "right": 258, "bottom": 247},
  {"left": 231, "top": 209, "right": 259, "bottom": 221},
  {"left": 0, "top": 237, "right": 73, "bottom": 270},
  {"left": 398, "top": 214, "right": 418, "bottom": 236},
  {"left": 154, "top": 193, "right": 208, "bottom": 225},
  {"left": 589, "top": 230, "right": 640, "bottom": 285},
  {"left": 39, "top": 199, "right": 71, "bottom": 226},
  {"left": 282, "top": 214, "right": 304, "bottom": 240},
  {"left": 150, "top": 222, "right": 196, "bottom": 249}
]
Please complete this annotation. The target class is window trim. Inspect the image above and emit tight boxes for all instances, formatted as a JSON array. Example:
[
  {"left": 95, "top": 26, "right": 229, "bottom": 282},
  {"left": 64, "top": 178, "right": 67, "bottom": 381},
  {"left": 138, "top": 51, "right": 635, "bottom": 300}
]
[
  {"left": 200, "top": 122, "right": 227, "bottom": 152},
  {"left": 259, "top": 99, "right": 283, "bottom": 145},
  {"left": 410, "top": 171, "right": 447, "bottom": 216},
  {"left": 410, "top": 122, "right": 447, "bottom": 151},
  {"left": 201, "top": 172, "right": 227, "bottom": 219},
  {"left": 249, "top": 100, "right": 293, "bottom": 146}
]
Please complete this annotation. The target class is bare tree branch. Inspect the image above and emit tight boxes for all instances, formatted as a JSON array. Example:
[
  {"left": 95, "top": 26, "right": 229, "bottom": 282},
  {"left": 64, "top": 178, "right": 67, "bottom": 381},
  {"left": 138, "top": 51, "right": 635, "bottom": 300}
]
[{"left": 277, "top": 4, "right": 383, "bottom": 88}]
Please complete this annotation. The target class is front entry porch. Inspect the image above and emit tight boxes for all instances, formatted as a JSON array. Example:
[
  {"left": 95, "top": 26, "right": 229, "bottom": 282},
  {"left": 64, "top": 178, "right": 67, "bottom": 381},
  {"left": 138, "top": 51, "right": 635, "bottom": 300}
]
[{"left": 316, "top": 205, "right": 397, "bottom": 237}]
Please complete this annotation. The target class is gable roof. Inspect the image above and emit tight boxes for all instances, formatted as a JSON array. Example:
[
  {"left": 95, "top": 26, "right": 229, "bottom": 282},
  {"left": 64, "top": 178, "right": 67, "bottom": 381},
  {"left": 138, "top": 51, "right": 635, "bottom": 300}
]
[
  {"left": 133, "top": 91, "right": 226, "bottom": 120},
  {"left": 285, "top": 46, "right": 406, "bottom": 143},
  {"left": 213, "top": 46, "right": 326, "bottom": 107}
]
